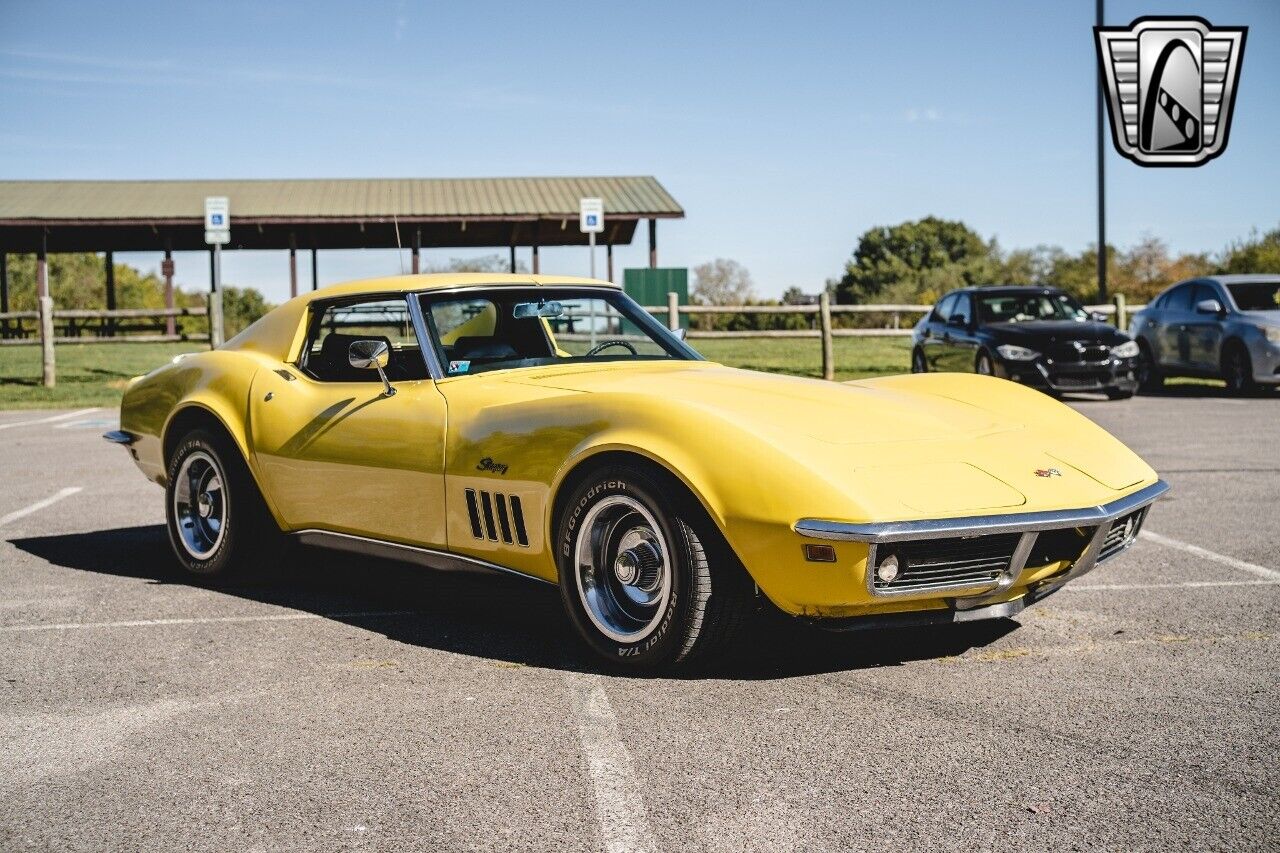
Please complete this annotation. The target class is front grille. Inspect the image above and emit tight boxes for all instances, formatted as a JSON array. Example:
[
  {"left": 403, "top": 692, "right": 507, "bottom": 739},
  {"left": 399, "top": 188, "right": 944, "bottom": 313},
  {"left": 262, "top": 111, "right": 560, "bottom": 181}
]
[
  {"left": 464, "top": 488, "right": 529, "bottom": 547},
  {"left": 873, "top": 533, "right": 1022, "bottom": 593},
  {"left": 1047, "top": 342, "right": 1111, "bottom": 364},
  {"left": 1098, "top": 508, "right": 1146, "bottom": 563},
  {"left": 1048, "top": 374, "right": 1106, "bottom": 390}
]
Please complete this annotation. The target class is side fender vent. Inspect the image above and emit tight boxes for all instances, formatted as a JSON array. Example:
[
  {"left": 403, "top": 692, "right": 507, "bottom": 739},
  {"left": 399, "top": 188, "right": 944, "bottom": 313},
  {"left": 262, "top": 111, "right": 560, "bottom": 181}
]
[{"left": 464, "top": 489, "right": 529, "bottom": 547}]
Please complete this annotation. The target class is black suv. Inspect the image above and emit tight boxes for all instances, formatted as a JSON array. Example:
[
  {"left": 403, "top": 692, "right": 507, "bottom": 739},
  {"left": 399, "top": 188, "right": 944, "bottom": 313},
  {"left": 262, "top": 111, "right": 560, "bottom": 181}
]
[{"left": 911, "top": 287, "right": 1140, "bottom": 399}]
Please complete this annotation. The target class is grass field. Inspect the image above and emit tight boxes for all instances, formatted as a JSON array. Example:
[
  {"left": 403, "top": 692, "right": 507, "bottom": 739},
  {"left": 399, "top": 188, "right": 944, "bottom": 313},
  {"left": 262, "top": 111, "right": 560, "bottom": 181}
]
[{"left": 0, "top": 336, "right": 1220, "bottom": 409}]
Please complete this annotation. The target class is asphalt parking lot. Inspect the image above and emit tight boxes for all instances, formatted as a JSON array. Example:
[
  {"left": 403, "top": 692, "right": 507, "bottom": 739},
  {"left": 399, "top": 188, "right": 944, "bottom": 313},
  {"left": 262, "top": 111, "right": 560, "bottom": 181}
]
[{"left": 1, "top": 390, "right": 1278, "bottom": 852}]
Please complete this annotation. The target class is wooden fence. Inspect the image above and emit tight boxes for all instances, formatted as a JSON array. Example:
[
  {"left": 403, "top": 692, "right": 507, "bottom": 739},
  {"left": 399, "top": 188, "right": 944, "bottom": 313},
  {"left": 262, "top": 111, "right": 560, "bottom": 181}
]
[
  {"left": 640, "top": 292, "right": 1142, "bottom": 380},
  {"left": 0, "top": 305, "right": 210, "bottom": 388}
]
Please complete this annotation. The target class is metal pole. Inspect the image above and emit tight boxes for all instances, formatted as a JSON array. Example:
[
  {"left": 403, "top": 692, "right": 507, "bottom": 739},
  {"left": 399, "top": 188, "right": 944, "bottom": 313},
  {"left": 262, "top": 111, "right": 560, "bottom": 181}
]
[
  {"left": 648, "top": 219, "right": 657, "bottom": 268},
  {"left": 532, "top": 240, "right": 540, "bottom": 274},
  {"left": 606, "top": 242, "right": 614, "bottom": 283},
  {"left": 588, "top": 231, "right": 596, "bottom": 279},
  {"left": 0, "top": 251, "right": 8, "bottom": 337},
  {"left": 209, "top": 244, "right": 224, "bottom": 348},
  {"left": 162, "top": 248, "right": 176, "bottom": 336},
  {"left": 37, "top": 232, "right": 54, "bottom": 387},
  {"left": 1096, "top": 0, "right": 1108, "bottom": 303},
  {"left": 509, "top": 244, "right": 516, "bottom": 274},
  {"left": 412, "top": 228, "right": 421, "bottom": 274},
  {"left": 311, "top": 248, "right": 318, "bottom": 290}
]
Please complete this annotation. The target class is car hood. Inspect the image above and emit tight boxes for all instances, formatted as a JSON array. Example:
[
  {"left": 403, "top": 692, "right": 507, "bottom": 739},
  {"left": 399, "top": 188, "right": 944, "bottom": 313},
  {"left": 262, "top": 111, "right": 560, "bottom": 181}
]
[
  {"left": 985, "top": 320, "right": 1127, "bottom": 345},
  {"left": 508, "top": 363, "right": 1149, "bottom": 515}
]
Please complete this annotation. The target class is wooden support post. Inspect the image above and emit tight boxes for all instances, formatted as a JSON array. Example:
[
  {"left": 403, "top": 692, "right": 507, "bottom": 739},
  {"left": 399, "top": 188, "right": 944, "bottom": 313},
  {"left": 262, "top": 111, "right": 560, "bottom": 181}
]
[
  {"left": 104, "top": 250, "right": 116, "bottom": 336},
  {"left": 311, "top": 248, "right": 319, "bottom": 290},
  {"left": 667, "top": 291, "right": 679, "bottom": 331},
  {"left": 509, "top": 244, "right": 516, "bottom": 273},
  {"left": 37, "top": 235, "right": 53, "bottom": 387},
  {"left": 1113, "top": 292, "right": 1127, "bottom": 331},
  {"left": 648, "top": 219, "right": 657, "bottom": 268},
  {"left": 819, "top": 291, "right": 834, "bottom": 381},
  {"left": 0, "top": 251, "right": 8, "bottom": 337},
  {"left": 161, "top": 248, "right": 176, "bottom": 336},
  {"left": 412, "top": 228, "right": 421, "bottom": 274},
  {"left": 289, "top": 233, "right": 298, "bottom": 298}
]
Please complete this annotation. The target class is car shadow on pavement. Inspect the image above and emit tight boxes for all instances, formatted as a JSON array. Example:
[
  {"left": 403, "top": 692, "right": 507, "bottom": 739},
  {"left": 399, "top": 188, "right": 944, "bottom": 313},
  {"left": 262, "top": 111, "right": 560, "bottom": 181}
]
[{"left": 9, "top": 524, "right": 1018, "bottom": 681}]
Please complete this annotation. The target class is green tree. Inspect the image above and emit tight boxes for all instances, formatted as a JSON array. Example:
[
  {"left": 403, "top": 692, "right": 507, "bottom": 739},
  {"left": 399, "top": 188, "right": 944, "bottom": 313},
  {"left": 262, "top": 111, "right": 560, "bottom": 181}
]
[
  {"left": 1217, "top": 226, "right": 1280, "bottom": 275},
  {"left": 836, "top": 217, "right": 999, "bottom": 305}
]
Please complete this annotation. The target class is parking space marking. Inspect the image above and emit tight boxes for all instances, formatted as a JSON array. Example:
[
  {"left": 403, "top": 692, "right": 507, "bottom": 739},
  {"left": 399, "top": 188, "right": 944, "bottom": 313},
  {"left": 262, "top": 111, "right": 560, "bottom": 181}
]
[
  {"left": 1065, "top": 580, "right": 1280, "bottom": 591},
  {"left": 0, "top": 610, "right": 417, "bottom": 633},
  {"left": 565, "top": 672, "right": 655, "bottom": 853},
  {"left": 0, "top": 487, "right": 83, "bottom": 528},
  {"left": 0, "top": 408, "right": 99, "bottom": 431},
  {"left": 1140, "top": 530, "right": 1280, "bottom": 581}
]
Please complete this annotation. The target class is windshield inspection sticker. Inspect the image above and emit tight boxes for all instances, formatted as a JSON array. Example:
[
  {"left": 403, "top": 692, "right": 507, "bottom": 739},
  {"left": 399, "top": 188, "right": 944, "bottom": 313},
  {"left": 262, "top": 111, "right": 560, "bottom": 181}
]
[{"left": 448, "top": 360, "right": 471, "bottom": 375}]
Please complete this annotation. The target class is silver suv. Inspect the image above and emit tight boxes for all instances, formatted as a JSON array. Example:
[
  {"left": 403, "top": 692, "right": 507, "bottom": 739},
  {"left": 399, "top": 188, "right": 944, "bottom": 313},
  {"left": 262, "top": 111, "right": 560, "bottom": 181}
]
[{"left": 1130, "top": 275, "right": 1280, "bottom": 394}]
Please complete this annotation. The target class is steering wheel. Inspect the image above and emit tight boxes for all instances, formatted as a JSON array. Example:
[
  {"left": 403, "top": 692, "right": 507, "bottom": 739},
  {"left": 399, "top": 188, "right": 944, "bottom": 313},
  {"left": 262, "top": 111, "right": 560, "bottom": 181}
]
[{"left": 585, "top": 340, "right": 638, "bottom": 357}]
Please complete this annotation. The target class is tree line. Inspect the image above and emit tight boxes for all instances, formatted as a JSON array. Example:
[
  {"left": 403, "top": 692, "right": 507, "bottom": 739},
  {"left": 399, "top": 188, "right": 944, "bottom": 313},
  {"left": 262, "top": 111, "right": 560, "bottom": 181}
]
[{"left": 692, "top": 219, "right": 1280, "bottom": 331}]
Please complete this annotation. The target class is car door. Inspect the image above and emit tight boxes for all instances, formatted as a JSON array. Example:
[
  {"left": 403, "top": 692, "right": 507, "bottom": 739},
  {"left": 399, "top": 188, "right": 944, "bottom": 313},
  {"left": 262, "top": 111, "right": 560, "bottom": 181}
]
[
  {"left": 247, "top": 295, "right": 449, "bottom": 548},
  {"left": 941, "top": 292, "right": 980, "bottom": 372},
  {"left": 1187, "top": 282, "right": 1227, "bottom": 371},
  {"left": 1156, "top": 283, "right": 1195, "bottom": 370},
  {"left": 920, "top": 293, "right": 956, "bottom": 370}
]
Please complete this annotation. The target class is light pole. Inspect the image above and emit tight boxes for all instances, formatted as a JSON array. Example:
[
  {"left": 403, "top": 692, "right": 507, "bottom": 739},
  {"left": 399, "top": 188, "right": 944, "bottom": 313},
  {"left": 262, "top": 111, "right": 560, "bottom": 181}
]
[{"left": 1096, "top": 0, "right": 1108, "bottom": 303}]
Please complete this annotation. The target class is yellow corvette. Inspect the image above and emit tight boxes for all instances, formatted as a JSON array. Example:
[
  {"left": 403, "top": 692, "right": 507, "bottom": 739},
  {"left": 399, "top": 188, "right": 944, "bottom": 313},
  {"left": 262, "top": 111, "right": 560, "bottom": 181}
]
[{"left": 107, "top": 274, "right": 1167, "bottom": 669}]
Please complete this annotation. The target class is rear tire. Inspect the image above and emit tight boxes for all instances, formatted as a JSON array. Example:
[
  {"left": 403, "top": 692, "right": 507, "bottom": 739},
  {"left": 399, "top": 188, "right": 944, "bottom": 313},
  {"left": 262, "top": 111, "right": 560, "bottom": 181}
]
[
  {"left": 1137, "top": 340, "right": 1163, "bottom": 392},
  {"left": 165, "top": 428, "right": 288, "bottom": 582},
  {"left": 1222, "top": 341, "right": 1257, "bottom": 395},
  {"left": 556, "top": 464, "right": 755, "bottom": 671}
]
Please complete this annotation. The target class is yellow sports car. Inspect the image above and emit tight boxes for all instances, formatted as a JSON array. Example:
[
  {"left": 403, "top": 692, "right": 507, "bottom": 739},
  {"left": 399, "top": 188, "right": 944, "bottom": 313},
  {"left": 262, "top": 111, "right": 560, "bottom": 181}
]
[{"left": 107, "top": 274, "right": 1167, "bottom": 669}]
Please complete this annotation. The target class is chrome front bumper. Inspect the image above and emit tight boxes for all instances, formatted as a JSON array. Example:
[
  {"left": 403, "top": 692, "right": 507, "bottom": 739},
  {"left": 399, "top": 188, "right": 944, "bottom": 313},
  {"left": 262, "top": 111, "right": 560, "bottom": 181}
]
[{"left": 795, "top": 479, "right": 1170, "bottom": 605}]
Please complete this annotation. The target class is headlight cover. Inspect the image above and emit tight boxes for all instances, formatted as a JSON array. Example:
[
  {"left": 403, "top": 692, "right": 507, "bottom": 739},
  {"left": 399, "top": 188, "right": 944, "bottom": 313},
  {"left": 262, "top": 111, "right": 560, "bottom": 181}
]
[
  {"left": 1110, "top": 340, "right": 1141, "bottom": 359},
  {"left": 1264, "top": 325, "right": 1280, "bottom": 345},
  {"left": 996, "top": 344, "right": 1039, "bottom": 361}
]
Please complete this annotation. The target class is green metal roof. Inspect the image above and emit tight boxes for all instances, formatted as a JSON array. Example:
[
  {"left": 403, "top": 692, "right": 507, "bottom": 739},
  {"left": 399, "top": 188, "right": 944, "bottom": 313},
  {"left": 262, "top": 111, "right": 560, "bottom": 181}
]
[{"left": 0, "top": 176, "right": 684, "bottom": 223}]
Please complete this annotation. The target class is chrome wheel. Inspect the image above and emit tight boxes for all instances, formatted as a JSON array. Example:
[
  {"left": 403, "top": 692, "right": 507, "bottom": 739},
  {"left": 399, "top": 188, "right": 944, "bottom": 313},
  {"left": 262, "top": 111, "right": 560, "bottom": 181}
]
[
  {"left": 172, "top": 450, "right": 227, "bottom": 560},
  {"left": 574, "top": 495, "right": 672, "bottom": 643}
]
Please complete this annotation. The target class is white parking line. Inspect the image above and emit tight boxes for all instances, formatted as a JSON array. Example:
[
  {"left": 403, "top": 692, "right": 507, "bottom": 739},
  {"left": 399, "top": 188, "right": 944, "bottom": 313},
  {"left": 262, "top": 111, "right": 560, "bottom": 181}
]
[
  {"left": 1140, "top": 530, "right": 1280, "bottom": 581},
  {"left": 565, "top": 672, "right": 655, "bottom": 853},
  {"left": 0, "top": 487, "right": 83, "bottom": 528},
  {"left": 0, "top": 408, "right": 100, "bottom": 432},
  {"left": 0, "top": 610, "right": 418, "bottom": 633},
  {"left": 1065, "top": 579, "right": 1280, "bottom": 591}
]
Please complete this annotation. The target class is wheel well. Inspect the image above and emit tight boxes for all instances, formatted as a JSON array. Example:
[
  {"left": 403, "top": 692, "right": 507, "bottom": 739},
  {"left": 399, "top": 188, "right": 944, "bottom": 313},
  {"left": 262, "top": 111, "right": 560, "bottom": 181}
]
[
  {"left": 1221, "top": 336, "right": 1247, "bottom": 361},
  {"left": 550, "top": 450, "right": 720, "bottom": 550},
  {"left": 162, "top": 406, "right": 238, "bottom": 467}
]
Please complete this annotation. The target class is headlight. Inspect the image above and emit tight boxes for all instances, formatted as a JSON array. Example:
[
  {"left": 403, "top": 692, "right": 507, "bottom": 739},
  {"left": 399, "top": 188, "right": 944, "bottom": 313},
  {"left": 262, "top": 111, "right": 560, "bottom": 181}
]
[
  {"left": 1111, "top": 340, "right": 1140, "bottom": 359},
  {"left": 1264, "top": 326, "right": 1280, "bottom": 345},
  {"left": 996, "top": 344, "right": 1039, "bottom": 361}
]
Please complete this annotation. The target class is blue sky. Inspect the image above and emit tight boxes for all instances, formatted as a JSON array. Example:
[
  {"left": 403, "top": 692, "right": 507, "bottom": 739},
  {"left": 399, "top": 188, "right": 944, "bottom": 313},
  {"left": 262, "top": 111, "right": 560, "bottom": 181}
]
[{"left": 1, "top": 0, "right": 1277, "bottom": 302}]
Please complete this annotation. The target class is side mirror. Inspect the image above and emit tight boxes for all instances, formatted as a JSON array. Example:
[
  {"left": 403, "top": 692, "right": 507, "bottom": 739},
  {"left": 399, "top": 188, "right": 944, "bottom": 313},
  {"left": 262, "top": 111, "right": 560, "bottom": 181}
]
[
  {"left": 949, "top": 314, "right": 968, "bottom": 327},
  {"left": 671, "top": 327, "right": 687, "bottom": 341},
  {"left": 1195, "top": 298, "right": 1224, "bottom": 316},
  {"left": 348, "top": 339, "right": 396, "bottom": 396}
]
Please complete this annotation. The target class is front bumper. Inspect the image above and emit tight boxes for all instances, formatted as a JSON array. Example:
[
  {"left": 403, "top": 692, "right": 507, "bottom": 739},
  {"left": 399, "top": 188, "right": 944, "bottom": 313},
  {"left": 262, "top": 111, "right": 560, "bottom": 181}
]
[
  {"left": 794, "top": 479, "right": 1169, "bottom": 620},
  {"left": 1247, "top": 337, "right": 1280, "bottom": 385},
  {"left": 997, "top": 355, "right": 1139, "bottom": 393}
]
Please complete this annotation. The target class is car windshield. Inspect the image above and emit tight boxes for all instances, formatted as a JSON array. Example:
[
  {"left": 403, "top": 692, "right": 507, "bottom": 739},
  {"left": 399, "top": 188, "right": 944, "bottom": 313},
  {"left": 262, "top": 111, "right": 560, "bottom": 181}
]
[
  {"left": 420, "top": 287, "right": 699, "bottom": 376},
  {"left": 976, "top": 292, "right": 1088, "bottom": 323},
  {"left": 1226, "top": 281, "right": 1280, "bottom": 312}
]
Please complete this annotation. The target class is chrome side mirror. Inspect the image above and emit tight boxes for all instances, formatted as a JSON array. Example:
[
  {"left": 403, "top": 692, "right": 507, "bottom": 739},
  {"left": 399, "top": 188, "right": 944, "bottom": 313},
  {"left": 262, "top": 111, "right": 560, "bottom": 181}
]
[
  {"left": 1195, "top": 298, "right": 1224, "bottom": 316},
  {"left": 349, "top": 339, "right": 396, "bottom": 396},
  {"left": 671, "top": 326, "right": 687, "bottom": 341}
]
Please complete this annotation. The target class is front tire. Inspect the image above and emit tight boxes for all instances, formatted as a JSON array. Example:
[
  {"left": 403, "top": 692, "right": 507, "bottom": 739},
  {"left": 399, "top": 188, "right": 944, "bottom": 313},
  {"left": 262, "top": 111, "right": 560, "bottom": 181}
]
[
  {"left": 1105, "top": 387, "right": 1134, "bottom": 400},
  {"left": 1137, "top": 339, "right": 1163, "bottom": 392},
  {"left": 556, "top": 465, "right": 754, "bottom": 671},
  {"left": 975, "top": 350, "right": 995, "bottom": 376},
  {"left": 165, "top": 428, "right": 285, "bottom": 581},
  {"left": 911, "top": 348, "right": 927, "bottom": 373},
  {"left": 1222, "top": 341, "right": 1256, "bottom": 395}
]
